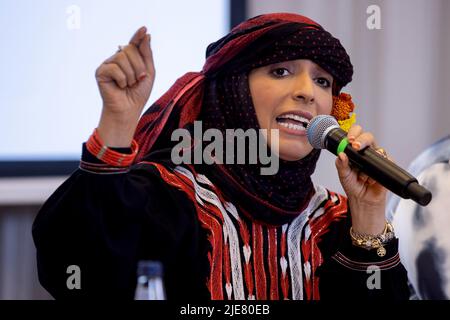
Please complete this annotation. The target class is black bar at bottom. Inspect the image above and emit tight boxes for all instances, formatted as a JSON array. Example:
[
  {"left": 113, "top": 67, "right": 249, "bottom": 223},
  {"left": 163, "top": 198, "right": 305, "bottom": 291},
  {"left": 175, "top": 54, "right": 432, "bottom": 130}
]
[{"left": 0, "top": 161, "right": 79, "bottom": 177}]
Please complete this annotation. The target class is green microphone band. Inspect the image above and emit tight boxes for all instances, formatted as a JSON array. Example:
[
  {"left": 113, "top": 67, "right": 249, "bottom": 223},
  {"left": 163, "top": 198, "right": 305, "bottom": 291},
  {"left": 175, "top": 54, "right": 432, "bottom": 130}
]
[{"left": 337, "top": 137, "right": 349, "bottom": 155}]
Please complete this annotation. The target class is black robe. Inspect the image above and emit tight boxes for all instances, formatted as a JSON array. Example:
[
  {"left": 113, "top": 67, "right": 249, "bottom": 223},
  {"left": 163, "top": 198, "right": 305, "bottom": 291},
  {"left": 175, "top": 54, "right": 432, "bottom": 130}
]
[{"left": 32, "top": 145, "right": 410, "bottom": 300}]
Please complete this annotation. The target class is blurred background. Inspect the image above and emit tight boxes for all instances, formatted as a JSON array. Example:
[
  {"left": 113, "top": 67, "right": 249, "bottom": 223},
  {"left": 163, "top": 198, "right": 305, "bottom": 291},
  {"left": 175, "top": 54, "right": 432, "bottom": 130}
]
[{"left": 0, "top": 0, "right": 448, "bottom": 299}]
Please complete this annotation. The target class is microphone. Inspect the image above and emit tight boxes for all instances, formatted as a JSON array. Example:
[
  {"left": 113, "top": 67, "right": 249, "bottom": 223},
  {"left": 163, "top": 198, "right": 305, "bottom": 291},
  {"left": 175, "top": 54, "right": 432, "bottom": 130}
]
[{"left": 306, "top": 115, "right": 432, "bottom": 206}]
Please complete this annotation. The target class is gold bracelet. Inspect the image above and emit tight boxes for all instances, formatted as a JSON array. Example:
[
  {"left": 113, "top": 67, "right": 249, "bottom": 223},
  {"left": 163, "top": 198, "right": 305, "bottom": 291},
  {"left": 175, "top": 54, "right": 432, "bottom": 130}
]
[{"left": 349, "top": 221, "right": 395, "bottom": 257}]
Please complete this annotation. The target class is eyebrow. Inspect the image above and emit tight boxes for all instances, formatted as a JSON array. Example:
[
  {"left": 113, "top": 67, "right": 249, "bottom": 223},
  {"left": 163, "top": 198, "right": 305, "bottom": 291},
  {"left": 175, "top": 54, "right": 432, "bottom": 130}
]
[
  {"left": 269, "top": 61, "right": 333, "bottom": 79},
  {"left": 310, "top": 64, "right": 329, "bottom": 75},
  {"left": 312, "top": 67, "right": 333, "bottom": 82}
]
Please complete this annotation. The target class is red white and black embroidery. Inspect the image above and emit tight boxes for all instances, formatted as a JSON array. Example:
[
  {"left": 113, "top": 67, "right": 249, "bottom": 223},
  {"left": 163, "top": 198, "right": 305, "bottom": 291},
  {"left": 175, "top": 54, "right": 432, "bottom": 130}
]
[{"left": 145, "top": 162, "right": 348, "bottom": 300}]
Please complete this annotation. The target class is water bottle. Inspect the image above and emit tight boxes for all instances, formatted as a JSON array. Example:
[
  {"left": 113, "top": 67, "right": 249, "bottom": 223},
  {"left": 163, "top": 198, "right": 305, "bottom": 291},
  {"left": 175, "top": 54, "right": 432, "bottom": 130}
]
[{"left": 134, "top": 260, "right": 166, "bottom": 300}]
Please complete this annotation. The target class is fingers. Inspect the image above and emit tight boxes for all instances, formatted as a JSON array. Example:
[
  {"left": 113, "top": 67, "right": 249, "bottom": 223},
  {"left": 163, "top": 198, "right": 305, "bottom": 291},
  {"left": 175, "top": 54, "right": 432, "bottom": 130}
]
[
  {"left": 336, "top": 152, "right": 379, "bottom": 193},
  {"left": 129, "top": 26, "right": 154, "bottom": 74},
  {"left": 129, "top": 26, "right": 147, "bottom": 47},
  {"left": 139, "top": 33, "right": 155, "bottom": 75},
  {"left": 121, "top": 45, "right": 148, "bottom": 82},
  {"left": 350, "top": 131, "right": 376, "bottom": 151},
  {"left": 95, "top": 26, "right": 154, "bottom": 92},
  {"left": 339, "top": 124, "right": 392, "bottom": 192},
  {"left": 101, "top": 26, "right": 152, "bottom": 88},
  {"left": 95, "top": 63, "right": 127, "bottom": 89},
  {"left": 335, "top": 152, "right": 353, "bottom": 183},
  {"left": 347, "top": 125, "right": 362, "bottom": 143},
  {"left": 105, "top": 51, "right": 137, "bottom": 87},
  {"left": 375, "top": 147, "right": 396, "bottom": 164},
  {"left": 341, "top": 124, "right": 387, "bottom": 189}
]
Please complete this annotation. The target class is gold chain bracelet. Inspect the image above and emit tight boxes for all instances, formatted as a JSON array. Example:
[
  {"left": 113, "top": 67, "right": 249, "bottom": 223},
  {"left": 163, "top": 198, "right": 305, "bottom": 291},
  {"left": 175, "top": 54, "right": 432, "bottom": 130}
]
[{"left": 349, "top": 221, "right": 395, "bottom": 257}]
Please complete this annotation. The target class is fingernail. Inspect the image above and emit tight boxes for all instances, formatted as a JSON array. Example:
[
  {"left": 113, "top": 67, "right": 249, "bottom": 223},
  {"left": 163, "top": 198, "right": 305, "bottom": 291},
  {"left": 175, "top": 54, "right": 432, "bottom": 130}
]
[
  {"left": 353, "top": 141, "right": 361, "bottom": 150},
  {"left": 348, "top": 136, "right": 355, "bottom": 143},
  {"left": 138, "top": 72, "right": 147, "bottom": 81}
]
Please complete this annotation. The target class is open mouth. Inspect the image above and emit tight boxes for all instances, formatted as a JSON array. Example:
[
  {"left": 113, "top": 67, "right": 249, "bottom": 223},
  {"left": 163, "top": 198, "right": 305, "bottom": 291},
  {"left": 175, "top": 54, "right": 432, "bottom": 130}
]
[{"left": 276, "top": 114, "right": 310, "bottom": 131}]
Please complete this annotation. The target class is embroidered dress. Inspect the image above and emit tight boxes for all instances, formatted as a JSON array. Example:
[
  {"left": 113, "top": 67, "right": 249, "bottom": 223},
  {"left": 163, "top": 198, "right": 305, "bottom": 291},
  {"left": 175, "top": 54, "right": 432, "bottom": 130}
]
[
  {"left": 32, "top": 145, "right": 409, "bottom": 300},
  {"left": 33, "top": 13, "right": 410, "bottom": 300}
]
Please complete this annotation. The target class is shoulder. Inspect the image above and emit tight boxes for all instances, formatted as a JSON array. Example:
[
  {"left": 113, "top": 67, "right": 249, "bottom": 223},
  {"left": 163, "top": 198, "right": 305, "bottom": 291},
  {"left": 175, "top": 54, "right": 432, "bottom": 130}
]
[
  {"left": 131, "top": 161, "right": 197, "bottom": 196},
  {"left": 128, "top": 162, "right": 199, "bottom": 222}
]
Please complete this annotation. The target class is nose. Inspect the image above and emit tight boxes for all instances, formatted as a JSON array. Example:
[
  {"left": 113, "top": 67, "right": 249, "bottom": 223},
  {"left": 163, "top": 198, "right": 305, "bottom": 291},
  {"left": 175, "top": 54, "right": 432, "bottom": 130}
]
[{"left": 292, "top": 71, "right": 315, "bottom": 104}]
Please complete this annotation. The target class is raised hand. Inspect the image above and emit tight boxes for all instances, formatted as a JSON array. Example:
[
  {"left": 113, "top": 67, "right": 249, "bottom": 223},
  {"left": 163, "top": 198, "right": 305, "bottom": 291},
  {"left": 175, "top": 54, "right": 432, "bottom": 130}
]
[{"left": 95, "top": 26, "right": 155, "bottom": 147}]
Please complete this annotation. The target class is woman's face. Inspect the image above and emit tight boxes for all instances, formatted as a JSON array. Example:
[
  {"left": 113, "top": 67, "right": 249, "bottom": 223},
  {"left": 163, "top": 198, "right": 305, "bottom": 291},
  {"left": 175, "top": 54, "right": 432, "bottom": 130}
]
[{"left": 249, "top": 59, "right": 333, "bottom": 161}]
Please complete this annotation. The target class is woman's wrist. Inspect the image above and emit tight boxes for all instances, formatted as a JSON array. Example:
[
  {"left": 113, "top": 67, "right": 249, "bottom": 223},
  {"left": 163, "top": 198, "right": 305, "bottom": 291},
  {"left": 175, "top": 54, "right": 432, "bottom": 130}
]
[
  {"left": 349, "top": 221, "right": 395, "bottom": 257},
  {"left": 351, "top": 214, "right": 386, "bottom": 235},
  {"left": 97, "top": 109, "right": 140, "bottom": 147},
  {"left": 348, "top": 197, "right": 386, "bottom": 235},
  {"left": 85, "top": 128, "right": 139, "bottom": 167}
]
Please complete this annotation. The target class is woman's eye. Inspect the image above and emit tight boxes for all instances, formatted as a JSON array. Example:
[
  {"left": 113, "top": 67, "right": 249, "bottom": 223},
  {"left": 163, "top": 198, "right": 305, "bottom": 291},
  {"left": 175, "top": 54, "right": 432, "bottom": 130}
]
[
  {"left": 271, "top": 68, "right": 290, "bottom": 77},
  {"left": 316, "top": 77, "right": 331, "bottom": 88}
]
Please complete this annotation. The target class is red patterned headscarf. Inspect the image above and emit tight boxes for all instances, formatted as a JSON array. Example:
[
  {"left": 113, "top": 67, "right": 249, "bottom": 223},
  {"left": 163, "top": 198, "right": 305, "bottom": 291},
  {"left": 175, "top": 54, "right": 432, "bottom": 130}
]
[{"left": 134, "top": 13, "right": 353, "bottom": 225}]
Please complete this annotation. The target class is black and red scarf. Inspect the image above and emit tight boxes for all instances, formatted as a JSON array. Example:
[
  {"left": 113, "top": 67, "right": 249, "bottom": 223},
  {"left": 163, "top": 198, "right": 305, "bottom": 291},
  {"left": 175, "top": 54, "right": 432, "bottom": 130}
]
[{"left": 133, "top": 13, "right": 353, "bottom": 225}]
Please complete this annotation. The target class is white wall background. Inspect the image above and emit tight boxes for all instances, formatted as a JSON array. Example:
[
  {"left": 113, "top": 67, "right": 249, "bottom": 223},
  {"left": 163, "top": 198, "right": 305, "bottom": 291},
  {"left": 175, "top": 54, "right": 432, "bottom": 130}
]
[
  {"left": 248, "top": 0, "right": 450, "bottom": 195},
  {"left": 0, "top": 0, "right": 228, "bottom": 160}
]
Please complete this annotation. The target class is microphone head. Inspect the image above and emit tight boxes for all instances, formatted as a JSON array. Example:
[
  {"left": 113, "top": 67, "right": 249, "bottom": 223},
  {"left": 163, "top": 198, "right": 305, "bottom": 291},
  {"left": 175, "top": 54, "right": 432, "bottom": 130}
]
[{"left": 306, "top": 115, "right": 340, "bottom": 149}]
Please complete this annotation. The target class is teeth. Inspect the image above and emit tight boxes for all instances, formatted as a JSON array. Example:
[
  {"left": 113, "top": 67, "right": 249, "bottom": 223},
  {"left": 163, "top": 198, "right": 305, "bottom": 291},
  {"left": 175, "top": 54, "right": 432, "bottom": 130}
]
[
  {"left": 277, "top": 114, "right": 309, "bottom": 125},
  {"left": 278, "top": 122, "right": 305, "bottom": 131}
]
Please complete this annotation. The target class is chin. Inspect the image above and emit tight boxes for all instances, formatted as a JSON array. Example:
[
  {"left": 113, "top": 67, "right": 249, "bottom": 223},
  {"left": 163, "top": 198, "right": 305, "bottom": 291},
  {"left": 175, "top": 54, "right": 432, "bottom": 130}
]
[{"left": 278, "top": 142, "right": 313, "bottom": 161}]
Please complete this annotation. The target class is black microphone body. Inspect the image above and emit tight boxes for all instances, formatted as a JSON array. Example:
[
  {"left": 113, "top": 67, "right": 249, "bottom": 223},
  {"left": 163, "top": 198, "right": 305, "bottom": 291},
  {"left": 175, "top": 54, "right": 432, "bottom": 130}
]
[{"left": 307, "top": 116, "right": 432, "bottom": 206}]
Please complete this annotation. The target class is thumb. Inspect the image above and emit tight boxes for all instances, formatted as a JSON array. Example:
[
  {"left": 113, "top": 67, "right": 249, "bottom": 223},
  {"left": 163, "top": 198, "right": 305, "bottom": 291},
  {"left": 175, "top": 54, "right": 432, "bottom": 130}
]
[
  {"left": 335, "top": 152, "right": 353, "bottom": 185},
  {"left": 129, "top": 26, "right": 147, "bottom": 46},
  {"left": 139, "top": 33, "right": 155, "bottom": 74}
]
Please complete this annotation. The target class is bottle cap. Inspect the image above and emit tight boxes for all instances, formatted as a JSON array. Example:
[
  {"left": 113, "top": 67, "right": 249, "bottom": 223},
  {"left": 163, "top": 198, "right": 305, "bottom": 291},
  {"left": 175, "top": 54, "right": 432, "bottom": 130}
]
[{"left": 137, "top": 260, "right": 164, "bottom": 277}]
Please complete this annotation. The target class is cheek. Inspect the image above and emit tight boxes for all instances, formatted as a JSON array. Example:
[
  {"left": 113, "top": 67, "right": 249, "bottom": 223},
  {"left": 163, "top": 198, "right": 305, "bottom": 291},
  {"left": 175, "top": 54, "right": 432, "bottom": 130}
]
[
  {"left": 317, "top": 94, "right": 333, "bottom": 115},
  {"left": 250, "top": 81, "right": 279, "bottom": 128}
]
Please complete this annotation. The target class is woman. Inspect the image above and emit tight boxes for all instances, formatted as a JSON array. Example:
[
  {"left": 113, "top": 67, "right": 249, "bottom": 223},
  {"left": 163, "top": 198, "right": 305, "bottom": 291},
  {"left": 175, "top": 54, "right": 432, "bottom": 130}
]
[{"left": 33, "top": 13, "right": 410, "bottom": 300}]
